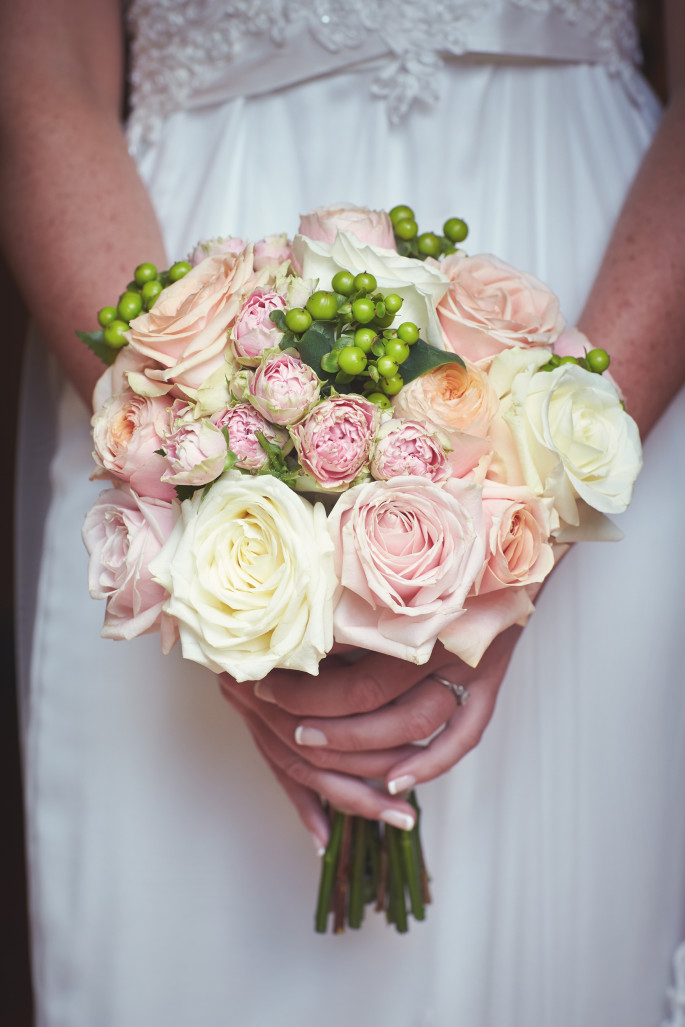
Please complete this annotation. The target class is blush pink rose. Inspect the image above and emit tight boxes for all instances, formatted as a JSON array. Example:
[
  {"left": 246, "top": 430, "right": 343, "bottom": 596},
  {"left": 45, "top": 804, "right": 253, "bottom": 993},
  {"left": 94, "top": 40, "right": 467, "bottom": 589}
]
[
  {"left": 476, "top": 481, "right": 555, "bottom": 593},
  {"left": 290, "top": 395, "right": 381, "bottom": 490},
  {"left": 231, "top": 289, "right": 286, "bottom": 365},
  {"left": 82, "top": 486, "right": 178, "bottom": 650},
  {"left": 370, "top": 419, "right": 450, "bottom": 483},
  {"left": 437, "top": 253, "right": 565, "bottom": 362},
  {"left": 330, "top": 476, "right": 486, "bottom": 663},
  {"left": 91, "top": 391, "right": 175, "bottom": 501},
  {"left": 298, "top": 203, "right": 396, "bottom": 250},
  {"left": 126, "top": 249, "right": 258, "bottom": 400},
  {"left": 188, "top": 236, "right": 246, "bottom": 266},
  {"left": 254, "top": 233, "right": 293, "bottom": 271},
  {"left": 161, "top": 418, "right": 228, "bottom": 487},
  {"left": 214, "top": 403, "right": 290, "bottom": 470},
  {"left": 247, "top": 352, "right": 321, "bottom": 425}
]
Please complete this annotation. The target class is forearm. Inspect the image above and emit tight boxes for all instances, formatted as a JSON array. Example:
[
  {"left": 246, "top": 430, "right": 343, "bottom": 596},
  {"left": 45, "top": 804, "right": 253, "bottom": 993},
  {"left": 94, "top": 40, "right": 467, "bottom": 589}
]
[
  {"left": 0, "top": 2, "right": 166, "bottom": 407},
  {"left": 578, "top": 35, "right": 685, "bottom": 437}
]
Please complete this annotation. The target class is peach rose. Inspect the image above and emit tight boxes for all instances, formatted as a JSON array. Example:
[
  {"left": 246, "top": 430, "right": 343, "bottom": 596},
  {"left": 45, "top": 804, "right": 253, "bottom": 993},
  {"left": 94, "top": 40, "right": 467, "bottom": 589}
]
[
  {"left": 476, "top": 481, "right": 555, "bottom": 593},
  {"left": 393, "top": 360, "right": 498, "bottom": 441},
  {"left": 126, "top": 249, "right": 262, "bottom": 401},
  {"left": 437, "top": 253, "right": 565, "bottom": 362},
  {"left": 91, "top": 391, "right": 175, "bottom": 501},
  {"left": 298, "top": 203, "right": 396, "bottom": 250}
]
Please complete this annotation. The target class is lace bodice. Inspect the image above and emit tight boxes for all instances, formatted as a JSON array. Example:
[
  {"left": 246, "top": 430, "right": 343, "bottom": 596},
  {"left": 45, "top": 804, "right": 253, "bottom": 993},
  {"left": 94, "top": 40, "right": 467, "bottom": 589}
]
[{"left": 126, "top": 0, "right": 642, "bottom": 149}]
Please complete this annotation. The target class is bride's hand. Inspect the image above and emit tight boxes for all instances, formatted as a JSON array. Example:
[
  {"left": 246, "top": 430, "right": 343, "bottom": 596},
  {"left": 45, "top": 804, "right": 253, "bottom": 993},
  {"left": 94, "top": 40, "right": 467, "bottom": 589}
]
[{"left": 218, "top": 624, "right": 520, "bottom": 840}]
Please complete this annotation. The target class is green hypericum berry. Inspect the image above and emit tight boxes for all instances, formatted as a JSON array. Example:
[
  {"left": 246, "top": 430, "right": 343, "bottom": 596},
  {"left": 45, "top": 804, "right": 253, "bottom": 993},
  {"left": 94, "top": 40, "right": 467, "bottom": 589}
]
[
  {"left": 168, "top": 260, "right": 192, "bottom": 282},
  {"left": 354, "top": 272, "right": 377, "bottom": 294},
  {"left": 97, "top": 305, "right": 117, "bottom": 328},
  {"left": 394, "top": 218, "right": 418, "bottom": 241},
  {"left": 366, "top": 392, "right": 392, "bottom": 408},
  {"left": 352, "top": 297, "right": 376, "bottom": 324},
  {"left": 389, "top": 204, "right": 414, "bottom": 225},
  {"left": 377, "top": 355, "right": 399, "bottom": 379},
  {"left": 141, "top": 280, "right": 163, "bottom": 308},
  {"left": 559, "top": 355, "right": 578, "bottom": 365},
  {"left": 384, "top": 339, "right": 410, "bottom": 364},
  {"left": 397, "top": 321, "right": 419, "bottom": 345},
  {"left": 133, "top": 262, "right": 159, "bottom": 286},
  {"left": 103, "top": 320, "right": 129, "bottom": 348},
  {"left": 306, "top": 290, "right": 339, "bottom": 321},
  {"left": 117, "top": 291, "right": 143, "bottom": 321},
  {"left": 354, "top": 327, "right": 377, "bottom": 352},
  {"left": 586, "top": 348, "right": 610, "bottom": 373},
  {"left": 380, "top": 374, "right": 404, "bottom": 395},
  {"left": 331, "top": 270, "right": 356, "bottom": 296},
  {"left": 443, "top": 217, "right": 468, "bottom": 243},
  {"left": 337, "top": 346, "right": 368, "bottom": 375},
  {"left": 417, "top": 232, "right": 441, "bottom": 258},
  {"left": 384, "top": 293, "right": 403, "bottom": 315},
  {"left": 285, "top": 307, "right": 313, "bottom": 333}
]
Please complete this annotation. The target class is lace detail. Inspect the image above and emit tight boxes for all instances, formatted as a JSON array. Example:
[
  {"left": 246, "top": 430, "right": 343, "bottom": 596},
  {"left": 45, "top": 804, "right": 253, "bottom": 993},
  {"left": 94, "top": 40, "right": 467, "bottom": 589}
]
[
  {"left": 127, "top": 0, "right": 640, "bottom": 148},
  {"left": 662, "top": 943, "right": 685, "bottom": 1027}
]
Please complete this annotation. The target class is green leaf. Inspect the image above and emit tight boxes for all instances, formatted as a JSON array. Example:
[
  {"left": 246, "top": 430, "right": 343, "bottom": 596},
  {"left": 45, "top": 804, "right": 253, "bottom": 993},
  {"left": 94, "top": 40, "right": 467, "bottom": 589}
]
[
  {"left": 400, "top": 337, "right": 465, "bottom": 384},
  {"left": 255, "top": 431, "right": 299, "bottom": 488},
  {"left": 279, "top": 331, "right": 298, "bottom": 351},
  {"left": 270, "top": 308, "right": 287, "bottom": 331},
  {"left": 174, "top": 483, "right": 202, "bottom": 503},
  {"left": 76, "top": 329, "right": 120, "bottom": 366},
  {"left": 335, "top": 371, "right": 355, "bottom": 385},
  {"left": 320, "top": 351, "right": 340, "bottom": 373}
]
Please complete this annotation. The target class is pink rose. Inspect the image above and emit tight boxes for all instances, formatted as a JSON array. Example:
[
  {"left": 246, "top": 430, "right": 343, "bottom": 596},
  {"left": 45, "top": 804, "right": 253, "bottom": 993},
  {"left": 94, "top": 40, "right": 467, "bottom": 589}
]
[
  {"left": 290, "top": 395, "right": 381, "bottom": 490},
  {"left": 214, "top": 403, "right": 290, "bottom": 471},
  {"left": 161, "top": 418, "right": 228, "bottom": 487},
  {"left": 231, "top": 289, "right": 286, "bottom": 365},
  {"left": 330, "top": 476, "right": 486, "bottom": 663},
  {"left": 298, "top": 203, "right": 396, "bottom": 251},
  {"left": 254, "top": 233, "right": 293, "bottom": 271},
  {"left": 188, "top": 236, "right": 246, "bottom": 266},
  {"left": 82, "top": 486, "right": 178, "bottom": 650},
  {"left": 247, "top": 352, "right": 321, "bottom": 426},
  {"left": 476, "top": 481, "right": 555, "bottom": 593},
  {"left": 91, "top": 391, "right": 175, "bottom": 501},
  {"left": 370, "top": 419, "right": 451, "bottom": 483},
  {"left": 126, "top": 250, "right": 257, "bottom": 400},
  {"left": 437, "top": 253, "right": 565, "bottom": 362}
]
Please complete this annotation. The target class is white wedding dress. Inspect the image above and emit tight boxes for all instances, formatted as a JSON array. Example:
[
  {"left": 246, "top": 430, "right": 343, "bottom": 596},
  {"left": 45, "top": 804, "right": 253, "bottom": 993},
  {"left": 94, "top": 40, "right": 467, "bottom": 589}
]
[{"left": 17, "top": 2, "right": 685, "bottom": 1025}]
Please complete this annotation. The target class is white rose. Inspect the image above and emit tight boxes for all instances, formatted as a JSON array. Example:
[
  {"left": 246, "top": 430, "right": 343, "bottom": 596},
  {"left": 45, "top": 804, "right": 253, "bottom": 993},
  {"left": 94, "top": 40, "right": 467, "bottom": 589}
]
[
  {"left": 150, "top": 472, "right": 336, "bottom": 681},
  {"left": 502, "top": 359, "right": 642, "bottom": 524},
  {"left": 292, "top": 231, "right": 450, "bottom": 349}
]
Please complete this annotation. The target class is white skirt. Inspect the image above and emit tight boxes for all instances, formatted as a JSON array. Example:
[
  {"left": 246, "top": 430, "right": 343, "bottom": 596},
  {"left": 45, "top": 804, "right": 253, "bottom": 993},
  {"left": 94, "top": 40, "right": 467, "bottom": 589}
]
[{"left": 18, "top": 55, "right": 685, "bottom": 1027}]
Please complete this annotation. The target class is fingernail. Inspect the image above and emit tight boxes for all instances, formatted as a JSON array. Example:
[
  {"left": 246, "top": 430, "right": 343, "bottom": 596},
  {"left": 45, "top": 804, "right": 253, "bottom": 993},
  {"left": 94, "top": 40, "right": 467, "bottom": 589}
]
[
  {"left": 380, "top": 809, "right": 416, "bottom": 831},
  {"left": 295, "top": 726, "right": 328, "bottom": 747},
  {"left": 387, "top": 774, "right": 416, "bottom": 796},
  {"left": 254, "top": 681, "right": 275, "bottom": 703},
  {"left": 312, "top": 834, "right": 326, "bottom": 857}
]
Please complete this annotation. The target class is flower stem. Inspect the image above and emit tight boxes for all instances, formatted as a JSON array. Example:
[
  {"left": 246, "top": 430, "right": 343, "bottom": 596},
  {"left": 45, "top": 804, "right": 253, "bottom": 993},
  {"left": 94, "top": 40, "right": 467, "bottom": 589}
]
[
  {"left": 385, "top": 825, "right": 408, "bottom": 933},
  {"left": 333, "top": 813, "right": 353, "bottom": 933},
  {"left": 348, "top": 816, "right": 367, "bottom": 929},
  {"left": 314, "top": 810, "right": 345, "bottom": 933}
]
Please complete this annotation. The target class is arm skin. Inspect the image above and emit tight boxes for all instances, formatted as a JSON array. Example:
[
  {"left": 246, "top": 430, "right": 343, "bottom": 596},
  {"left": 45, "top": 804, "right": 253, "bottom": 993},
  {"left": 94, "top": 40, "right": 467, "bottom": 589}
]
[{"left": 3, "top": 1, "right": 683, "bottom": 849}]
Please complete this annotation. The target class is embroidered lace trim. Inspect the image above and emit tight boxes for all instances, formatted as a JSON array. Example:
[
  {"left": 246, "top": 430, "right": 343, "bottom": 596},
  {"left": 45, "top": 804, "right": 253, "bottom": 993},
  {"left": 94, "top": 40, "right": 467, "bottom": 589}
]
[{"left": 126, "top": 0, "right": 640, "bottom": 147}]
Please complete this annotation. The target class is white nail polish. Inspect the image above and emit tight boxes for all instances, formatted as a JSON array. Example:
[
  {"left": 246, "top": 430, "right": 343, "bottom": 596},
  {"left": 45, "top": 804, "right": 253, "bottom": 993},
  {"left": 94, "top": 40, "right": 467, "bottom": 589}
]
[
  {"left": 295, "top": 726, "right": 328, "bottom": 747},
  {"left": 387, "top": 774, "right": 416, "bottom": 796},
  {"left": 380, "top": 809, "right": 416, "bottom": 832},
  {"left": 312, "top": 835, "right": 326, "bottom": 857}
]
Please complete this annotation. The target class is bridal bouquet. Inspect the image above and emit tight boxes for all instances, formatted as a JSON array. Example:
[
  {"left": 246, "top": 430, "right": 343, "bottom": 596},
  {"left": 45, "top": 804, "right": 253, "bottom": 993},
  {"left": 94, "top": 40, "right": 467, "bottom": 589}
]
[{"left": 80, "top": 202, "right": 642, "bottom": 933}]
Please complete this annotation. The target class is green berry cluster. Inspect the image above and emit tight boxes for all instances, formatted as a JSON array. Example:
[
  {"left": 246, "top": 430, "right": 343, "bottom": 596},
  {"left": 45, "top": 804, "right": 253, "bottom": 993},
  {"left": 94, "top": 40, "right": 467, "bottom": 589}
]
[
  {"left": 389, "top": 204, "right": 468, "bottom": 261},
  {"left": 280, "top": 269, "right": 422, "bottom": 405},
  {"left": 95, "top": 260, "right": 191, "bottom": 350},
  {"left": 541, "top": 348, "right": 611, "bottom": 375}
]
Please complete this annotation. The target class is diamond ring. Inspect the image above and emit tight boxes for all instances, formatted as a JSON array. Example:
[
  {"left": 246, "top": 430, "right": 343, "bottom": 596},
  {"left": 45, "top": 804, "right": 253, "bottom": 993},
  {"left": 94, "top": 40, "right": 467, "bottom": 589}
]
[{"left": 429, "top": 673, "right": 470, "bottom": 706}]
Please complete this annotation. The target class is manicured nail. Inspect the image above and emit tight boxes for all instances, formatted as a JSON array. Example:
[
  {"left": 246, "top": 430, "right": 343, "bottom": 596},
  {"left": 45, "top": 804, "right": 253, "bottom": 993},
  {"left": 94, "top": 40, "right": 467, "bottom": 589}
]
[
  {"left": 380, "top": 809, "right": 416, "bottom": 831},
  {"left": 312, "top": 834, "right": 327, "bottom": 857},
  {"left": 387, "top": 774, "right": 416, "bottom": 796},
  {"left": 295, "top": 726, "right": 328, "bottom": 747},
  {"left": 254, "top": 681, "right": 275, "bottom": 703}
]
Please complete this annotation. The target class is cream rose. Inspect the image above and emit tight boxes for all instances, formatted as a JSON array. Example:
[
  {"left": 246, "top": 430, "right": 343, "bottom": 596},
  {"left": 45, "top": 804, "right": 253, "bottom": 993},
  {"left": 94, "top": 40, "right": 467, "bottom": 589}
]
[
  {"left": 292, "top": 232, "right": 449, "bottom": 350},
  {"left": 126, "top": 249, "right": 263, "bottom": 401},
  {"left": 150, "top": 473, "right": 336, "bottom": 681},
  {"left": 437, "top": 253, "right": 565, "bottom": 362},
  {"left": 501, "top": 355, "right": 642, "bottom": 523}
]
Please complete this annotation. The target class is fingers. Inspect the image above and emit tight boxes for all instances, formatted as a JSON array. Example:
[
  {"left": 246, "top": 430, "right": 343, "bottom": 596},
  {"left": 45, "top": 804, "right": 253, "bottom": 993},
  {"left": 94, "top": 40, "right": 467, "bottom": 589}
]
[
  {"left": 252, "top": 651, "right": 429, "bottom": 717},
  {"left": 293, "top": 676, "right": 457, "bottom": 752}
]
